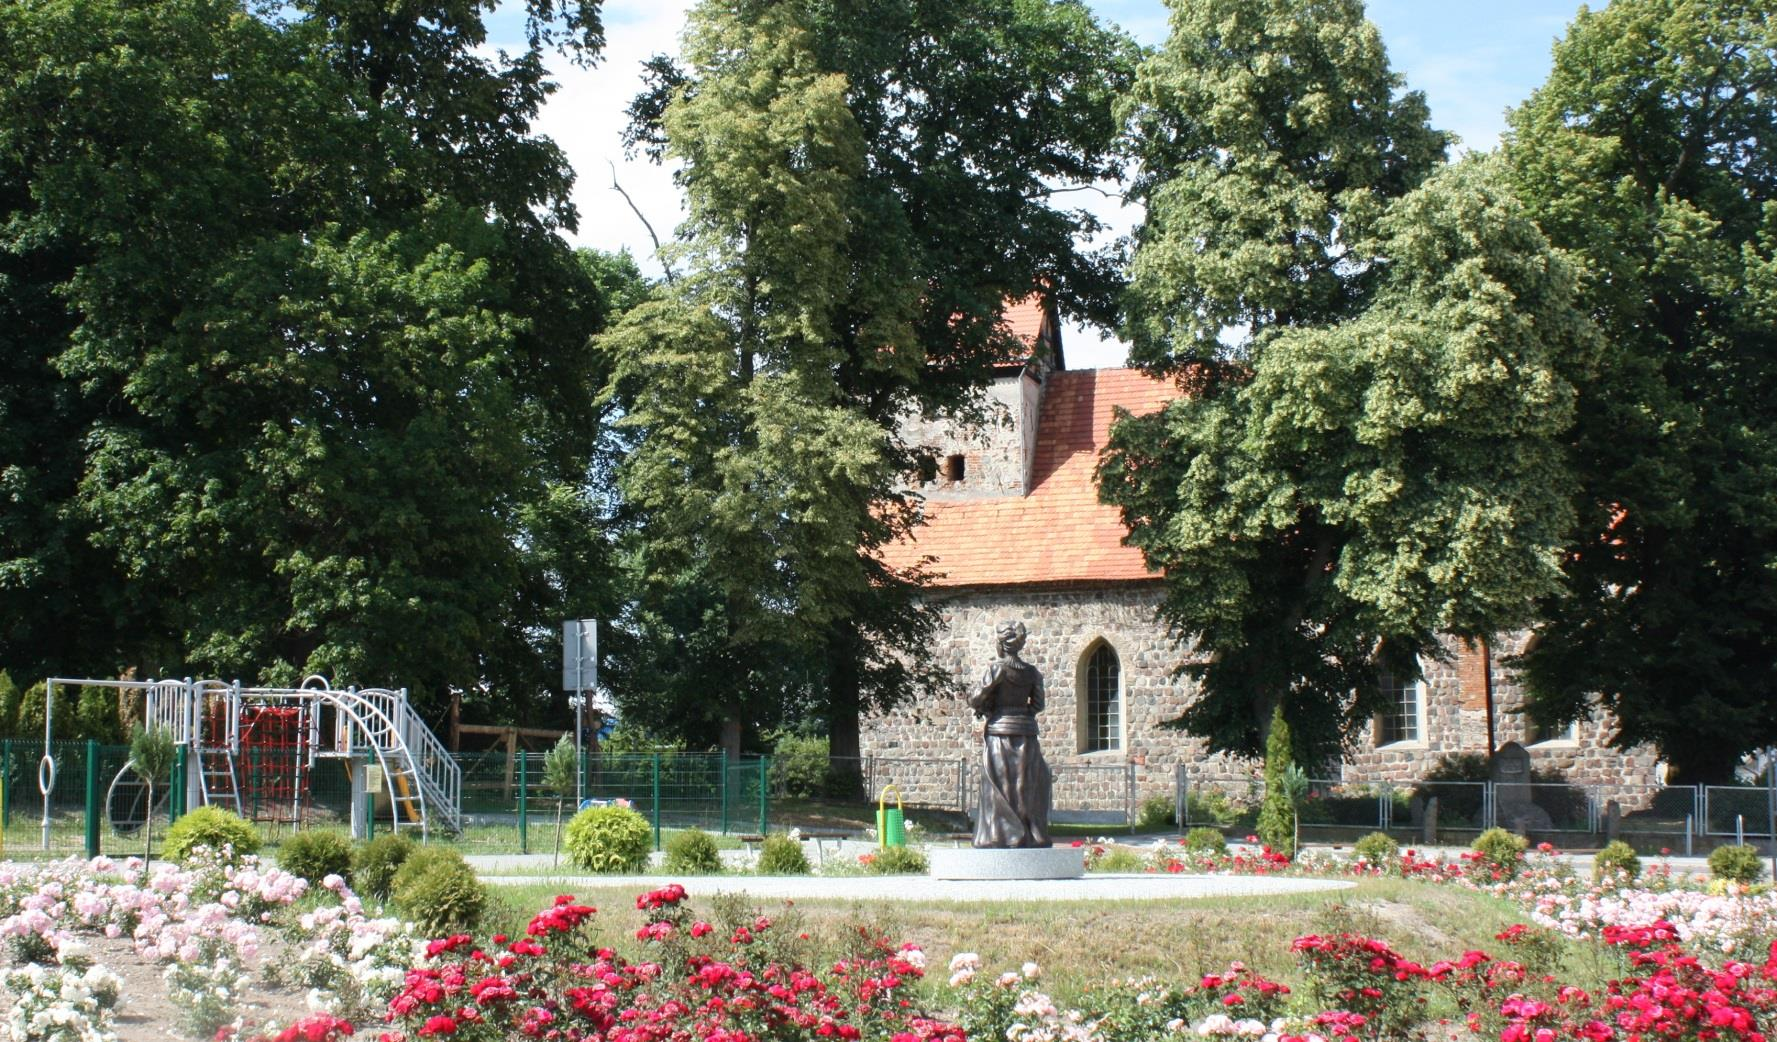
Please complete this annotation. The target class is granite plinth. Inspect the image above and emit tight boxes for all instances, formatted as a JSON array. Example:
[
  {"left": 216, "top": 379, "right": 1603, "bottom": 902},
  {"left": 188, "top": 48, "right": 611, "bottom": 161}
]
[{"left": 927, "top": 845, "right": 1085, "bottom": 880}]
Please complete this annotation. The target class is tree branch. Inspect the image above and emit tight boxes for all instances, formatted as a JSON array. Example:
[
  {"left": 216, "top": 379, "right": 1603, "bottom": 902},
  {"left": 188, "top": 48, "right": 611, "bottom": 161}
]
[
  {"left": 609, "top": 161, "right": 676, "bottom": 284},
  {"left": 1027, "top": 182, "right": 1126, "bottom": 202}
]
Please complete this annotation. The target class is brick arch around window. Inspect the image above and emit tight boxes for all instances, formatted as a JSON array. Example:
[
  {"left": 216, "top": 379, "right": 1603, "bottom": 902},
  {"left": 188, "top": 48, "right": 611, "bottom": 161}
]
[{"left": 1075, "top": 638, "right": 1123, "bottom": 754}]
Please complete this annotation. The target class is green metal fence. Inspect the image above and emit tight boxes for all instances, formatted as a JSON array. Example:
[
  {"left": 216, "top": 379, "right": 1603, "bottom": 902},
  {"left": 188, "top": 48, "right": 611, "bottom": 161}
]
[
  {"left": 451, "top": 751, "right": 771, "bottom": 854},
  {"left": 0, "top": 739, "right": 169, "bottom": 859},
  {"left": 0, "top": 740, "right": 774, "bottom": 858}
]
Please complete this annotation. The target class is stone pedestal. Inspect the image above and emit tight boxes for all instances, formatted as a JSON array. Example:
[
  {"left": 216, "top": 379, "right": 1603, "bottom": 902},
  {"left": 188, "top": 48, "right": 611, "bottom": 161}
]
[{"left": 928, "top": 846, "right": 1085, "bottom": 880}]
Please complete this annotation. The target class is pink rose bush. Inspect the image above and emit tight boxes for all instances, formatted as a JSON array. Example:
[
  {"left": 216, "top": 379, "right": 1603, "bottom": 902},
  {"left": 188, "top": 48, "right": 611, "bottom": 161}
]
[{"left": 372, "top": 889, "right": 961, "bottom": 1042}]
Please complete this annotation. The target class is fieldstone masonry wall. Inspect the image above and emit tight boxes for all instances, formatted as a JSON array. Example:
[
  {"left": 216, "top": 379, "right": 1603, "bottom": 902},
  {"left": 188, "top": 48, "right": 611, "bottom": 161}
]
[
  {"left": 896, "top": 371, "right": 1043, "bottom": 501},
  {"left": 859, "top": 583, "right": 1258, "bottom": 813},
  {"left": 863, "top": 585, "right": 1661, "bottom": 818},
  {"left": 1342, "top": 632, "right": 1661, "bottom": 786}
]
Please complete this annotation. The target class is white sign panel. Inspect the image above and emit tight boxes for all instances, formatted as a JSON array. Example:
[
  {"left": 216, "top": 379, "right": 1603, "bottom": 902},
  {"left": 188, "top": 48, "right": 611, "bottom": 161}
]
[{"left": 562, "top": 619, "right": 598, "bottom": 692}]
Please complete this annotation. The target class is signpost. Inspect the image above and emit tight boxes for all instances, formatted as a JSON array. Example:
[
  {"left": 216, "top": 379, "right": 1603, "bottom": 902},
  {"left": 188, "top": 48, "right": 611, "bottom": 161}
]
[{"left": 562, "top": 620, "right": 598, "bottom": 808}]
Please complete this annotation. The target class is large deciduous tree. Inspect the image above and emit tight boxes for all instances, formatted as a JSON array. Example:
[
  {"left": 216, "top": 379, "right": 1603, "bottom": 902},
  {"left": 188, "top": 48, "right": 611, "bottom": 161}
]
[
  {"left": 604, "top": 0, "right": 1134, "bottom": 757},
  {"left": 1506, "top": 0, "right": 1777, "bottom": 784},
  {"left": 0, "top": 0, "right": 625, "bottom": 721},
  {"left": 1099, "top": 0, "right": 1596, "bottom": 765}
]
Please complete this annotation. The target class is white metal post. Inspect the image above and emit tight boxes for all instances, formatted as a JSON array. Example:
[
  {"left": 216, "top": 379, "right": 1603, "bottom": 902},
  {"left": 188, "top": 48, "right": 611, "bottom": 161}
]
[{"left": 40, "top": 679, "right": 55, "bottom": 852}]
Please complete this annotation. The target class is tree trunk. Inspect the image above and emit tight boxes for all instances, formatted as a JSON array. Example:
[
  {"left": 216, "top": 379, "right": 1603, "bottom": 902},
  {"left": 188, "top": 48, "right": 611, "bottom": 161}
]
[
  {"left": 143, "top": 782, "right": 154, "bottom": 868},
  {"left": 720, "top": 717, "right": 742, "bottom": 761},
  {"left": 825, "top": 625, "right": 865, "bottom": 800},
  {"left": 827, "top": 631, "right": 862, "bottom": 764}
]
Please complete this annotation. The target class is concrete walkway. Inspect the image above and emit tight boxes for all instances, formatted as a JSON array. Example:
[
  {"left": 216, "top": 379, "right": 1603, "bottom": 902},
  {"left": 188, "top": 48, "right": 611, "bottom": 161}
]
[
  {"left": 474, "top": 871, "right": 1354, "bottom": 902},
  {"left": 466, "top": 853, "right": 1356, "bottom": 902},
  {"left": 465, "top": 835, "right": 1746, "bottom": 902}
]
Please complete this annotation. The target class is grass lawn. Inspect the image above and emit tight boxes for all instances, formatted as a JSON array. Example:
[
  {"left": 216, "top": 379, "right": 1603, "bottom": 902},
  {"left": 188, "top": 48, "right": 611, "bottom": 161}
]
[{"left": 484, "top": 876, "right": 1596, "bottom": 1008}]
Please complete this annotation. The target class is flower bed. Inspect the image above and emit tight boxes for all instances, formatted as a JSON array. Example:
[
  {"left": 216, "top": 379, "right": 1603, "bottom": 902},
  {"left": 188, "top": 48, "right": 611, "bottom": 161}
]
[{"left": 4, "top": 840, "right": 1777, "bottom": 1041}]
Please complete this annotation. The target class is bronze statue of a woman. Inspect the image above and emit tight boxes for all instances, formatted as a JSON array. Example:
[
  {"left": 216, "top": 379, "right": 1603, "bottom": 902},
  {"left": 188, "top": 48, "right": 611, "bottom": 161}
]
[{"left": 969, "top": 620, "right": 1052, "bottom": 848}]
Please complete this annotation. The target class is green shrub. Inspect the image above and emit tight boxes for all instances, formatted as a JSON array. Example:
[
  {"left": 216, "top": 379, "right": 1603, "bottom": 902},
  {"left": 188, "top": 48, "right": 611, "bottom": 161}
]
[
  {"left": 770, "top": 732, "right": 831, "bottom": 799},
  {"left": 1472, "top": 827, "right": 1529, "bottom": 878},
  {"left": 352, "top": 834, "right": 417, "bottom": 901},
  {"left": 1184, "top": 788, "right": 1244, "bottom": 828},
  {"left": 1095, "top": 848, "right": 1147, "bottom": 872},
  {"left": 1710, "top": 843, "right": 1765, "bottom": 884},
  {"left": 664, "top": 828, "right": 723, "bottom": 875},
  {"left": 1353, "top": 832, "right": 1400, "bottom": 866},
  {"left": 163, "top": 805, "right": 262, "bottom": 863},
  {"left": 1182, "top": 827, "right": 1227, "bottom": 855},
  {"left": 1135, "top": 794, "right": 1176, "bottom": 832},
  {"left": 866, "top": 845, "right": 927, "bottom": 875},
  {"left": 564, "top": 805, "right": 653, "bottom": 873},
  {"left": 279, "top": 830, "right": 354, "bottom": 885},
  {"left": 391, "top": 847, "right": 486, "bottom": 936},
  {"left": 1593, "top": 840, "right": 1641, "bottom": 882},
  {"left": 756, "top": 835, "right": 811, "bottom": 875}
]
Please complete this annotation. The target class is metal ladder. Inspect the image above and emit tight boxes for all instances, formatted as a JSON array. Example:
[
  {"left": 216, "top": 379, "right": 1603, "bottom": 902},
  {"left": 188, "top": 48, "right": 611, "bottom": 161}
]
[{"left": 198, "top": 747, "right": 244, "bottom": 815}]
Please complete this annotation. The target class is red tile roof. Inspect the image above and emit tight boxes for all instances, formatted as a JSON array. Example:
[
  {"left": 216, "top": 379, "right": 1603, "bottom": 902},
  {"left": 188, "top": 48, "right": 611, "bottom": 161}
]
[
  {"left": 1001, "top": 293, "right": 1049, "bottom": 347},
  {"left": 883, "top": 368, "right": 1179, "bottom": 587}
]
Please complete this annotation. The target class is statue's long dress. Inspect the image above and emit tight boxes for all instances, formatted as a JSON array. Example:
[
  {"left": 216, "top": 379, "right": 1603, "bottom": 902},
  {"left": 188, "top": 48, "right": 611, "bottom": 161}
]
[{"left": 972, "top": 660, "right": 1052, "bottom": 848}]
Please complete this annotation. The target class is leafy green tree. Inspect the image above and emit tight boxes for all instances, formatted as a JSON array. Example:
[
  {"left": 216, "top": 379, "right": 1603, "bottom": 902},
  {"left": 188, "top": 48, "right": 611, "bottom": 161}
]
[
  {"left": 1100, "top": 0, "right": 1596, "bottom": 764},
  {"left": 1118, "top": 0, "right": 1448, "bottom": 374},
  {"left": 0, "top": 0, "right": 624, "bottom": 720},
  {"left": 541, "top": 732, "right": 578, "bottom": 863},
  {"left": 129, "top": 725, "right": 177, "bottom": 866},
  {"left": 1506, "top": 0, "right": 1777, "bottom": 778},
  {"left": 607, "top": 0, "right": 1134, "bottom": 757},
  {"left": 1504, "top": 0, "right": 1777, "bottom": 784}
]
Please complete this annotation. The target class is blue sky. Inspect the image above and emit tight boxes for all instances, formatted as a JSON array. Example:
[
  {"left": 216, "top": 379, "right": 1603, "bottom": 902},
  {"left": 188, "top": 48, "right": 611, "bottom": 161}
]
[{"left": 510, "top": 0, "right": 1587, "bottom": 366}]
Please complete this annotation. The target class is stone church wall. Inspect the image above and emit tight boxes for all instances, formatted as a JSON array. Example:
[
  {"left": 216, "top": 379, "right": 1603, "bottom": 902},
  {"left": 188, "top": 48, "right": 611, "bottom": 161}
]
[
  {"left": 858, "top": 582, "right": 1257, "bottom": 813},
  {"left": 861, "top": 585, "right": 1660, "bottom": 816}
]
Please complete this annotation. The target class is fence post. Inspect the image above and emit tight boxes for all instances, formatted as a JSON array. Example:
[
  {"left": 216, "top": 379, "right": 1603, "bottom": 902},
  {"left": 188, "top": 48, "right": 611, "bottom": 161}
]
[
  {"left": 84, "top": 739, "right": 100, "bottom": 858},
  {"left": 651, "top": 753, "right": 662, "bottom": 851},
  {"left": 518, "top": 751, "right": 528, "bottom": 855},
  {"left": 756, "top": 755, "right": 768, "bottom": 836},
  {"left": 719, "top": 754, "right": 730, "bottom": 836},
  {"left": 1126, "top": 763, "right": 1137, "bottom": 832},
  {"left": 365, "top": 789, "right": 375, "bottom": 841},
  {"left": 169, "top": 745, "right": 186, "bottom": 824},
  {"left": 1175, "top": 765, "right": 1186, "bottom": 829},
  {"left": 1766, "top": 769, "right": 1775, "bottom": 876}
]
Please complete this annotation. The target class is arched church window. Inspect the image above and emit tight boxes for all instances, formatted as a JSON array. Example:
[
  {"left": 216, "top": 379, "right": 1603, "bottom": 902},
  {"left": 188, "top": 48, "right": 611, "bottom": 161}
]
[{"left": 1081, "top": 642, "right": 1121, "bottom": 753}]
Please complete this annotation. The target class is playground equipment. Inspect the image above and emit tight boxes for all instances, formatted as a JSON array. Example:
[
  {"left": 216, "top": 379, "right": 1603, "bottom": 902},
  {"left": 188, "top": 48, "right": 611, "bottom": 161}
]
[{"left": 38, "top": 676, "right": 461, "bottom": 848}]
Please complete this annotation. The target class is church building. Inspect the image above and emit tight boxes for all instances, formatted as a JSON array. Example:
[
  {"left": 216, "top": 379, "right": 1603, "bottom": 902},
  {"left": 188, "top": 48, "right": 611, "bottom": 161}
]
[{"left": 863, "top": 300, "right": 1658, "bottom": 811}]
